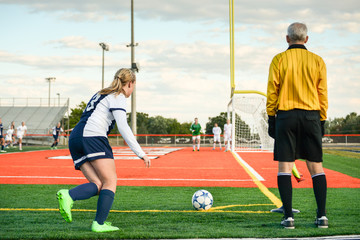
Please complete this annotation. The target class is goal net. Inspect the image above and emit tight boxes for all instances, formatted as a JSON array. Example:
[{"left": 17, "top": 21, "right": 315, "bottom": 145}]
[{"left": 227, "top": 91, "right": 274, "bottom": 152}]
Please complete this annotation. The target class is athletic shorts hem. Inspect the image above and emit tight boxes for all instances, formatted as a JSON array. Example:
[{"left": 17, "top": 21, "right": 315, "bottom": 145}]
[
  {"left": 74, "top": 153, "right": 113, "bottom": 170},
  {"left": 274, "top": 158, "right": 323, "bottom": 163},
  {"left": 192, "top": 135, "right": 200, "bottom": 140},
  {"left": 69, "top": 136, "right": 114, "bottom": 171}
]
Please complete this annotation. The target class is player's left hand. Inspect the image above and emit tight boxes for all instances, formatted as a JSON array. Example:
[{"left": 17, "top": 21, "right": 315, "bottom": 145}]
[{"left": 142, "top": 155, "right": 151, "bottom": 168}]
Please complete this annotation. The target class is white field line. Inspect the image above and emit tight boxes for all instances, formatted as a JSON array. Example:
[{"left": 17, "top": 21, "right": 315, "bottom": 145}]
[
  {"left": 233, "top": 151, "right": 265, "bottom": 181},
  {"left": 0, "top": 176, "right": 255, "bottom": 182},
  {"left": 48, "top": 156, "right": 158, "bottom": 160}
]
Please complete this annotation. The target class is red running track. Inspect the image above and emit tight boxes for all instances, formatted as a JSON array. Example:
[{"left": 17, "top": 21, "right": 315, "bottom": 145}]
[{"left": 0, "top": 147, "right": 359, "bottom": 188}]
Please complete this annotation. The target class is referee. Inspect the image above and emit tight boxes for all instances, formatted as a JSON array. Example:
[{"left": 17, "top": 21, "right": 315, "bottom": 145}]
[{"left": 266, "top": 22, "right": 328, "bottom": 229}]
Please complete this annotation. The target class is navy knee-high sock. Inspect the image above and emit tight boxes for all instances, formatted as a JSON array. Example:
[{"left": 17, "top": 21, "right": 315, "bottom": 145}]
[
  {"left": 278, "top": 173, "right": 293, "bottom": 218},
  {"left": 312, "top": 173, "right": 327, "bottom": 217},
  {"left": 69, "top": 182, "right": 98, "bottom": 201},
  {"left": 95, "top": 189, "right": 115, "bottom": 225}
]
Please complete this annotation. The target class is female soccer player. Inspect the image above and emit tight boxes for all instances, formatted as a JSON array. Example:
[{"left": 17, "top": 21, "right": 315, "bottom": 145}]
[
  {"left": 4, "top": 124, "right": 15, "bottom": 150},
  {"left": 16, "top": 121, "right": 27, "bottom": 151},
  {"left": 49, "top": 122, "right": 63, "bottom": 149},
  {"left": 56, "top": 68, "right": 151, "bottom": 233},
  {"left": 0, "top": 118, "right": 5, "bottom": 152}
]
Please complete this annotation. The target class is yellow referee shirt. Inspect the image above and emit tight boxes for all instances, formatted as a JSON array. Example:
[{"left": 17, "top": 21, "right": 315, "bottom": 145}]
[{"left": 266, "top": 44, "right": 328, "bottom": 121}]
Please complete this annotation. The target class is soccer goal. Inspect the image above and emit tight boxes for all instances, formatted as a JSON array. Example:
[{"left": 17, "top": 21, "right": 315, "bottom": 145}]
[{"left": 227, "top": 91, "right": 274, "bottom": 152}]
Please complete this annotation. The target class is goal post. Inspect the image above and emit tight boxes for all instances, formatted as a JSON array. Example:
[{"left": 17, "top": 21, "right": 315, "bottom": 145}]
[{"left": 227, "top": 90, "right": 274, "bottom": 152}]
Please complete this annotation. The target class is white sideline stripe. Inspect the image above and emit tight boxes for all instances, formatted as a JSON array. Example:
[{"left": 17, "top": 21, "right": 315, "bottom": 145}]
[
  {"left": 49, "top": 156, "right": 158, "bottom": 160},
  {"left": 0, "top": 176, "right": 255, "bottom": 182},
  {"left": 233, "top": 151, "right": 265, "bottom": 181}
]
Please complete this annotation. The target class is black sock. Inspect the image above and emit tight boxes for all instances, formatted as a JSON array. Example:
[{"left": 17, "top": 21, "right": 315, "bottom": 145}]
[
  {"left": 312, "top": 173, "right": 327, "bottom": 217},
  {"left": 69, "top": 182, "right": 98, "bottom": 201},
  {"left": 55, "top": 142, "right": 58, "bottom": 146},
  {"left": 95, "top": 189, "right": 115, "bottom": 225},
  {"left": 278, "top": 173, "right": 293, "bottom": 218},
  {"left": 51, "top": 143, "right": 54, "bottom": 147},
  {"left": 1, "top": 145, "right": 4, "bottom": 150}
]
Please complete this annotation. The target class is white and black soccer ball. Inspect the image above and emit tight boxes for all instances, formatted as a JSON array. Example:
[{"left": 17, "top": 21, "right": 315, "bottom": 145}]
[{"left": 192, "top": 190, "right": 213, "bottom": 210}]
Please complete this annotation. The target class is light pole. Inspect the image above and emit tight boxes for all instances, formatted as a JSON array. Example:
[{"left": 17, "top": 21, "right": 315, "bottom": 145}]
[
  {"left": 127, "top": 0, "right": 139, "bottom": 135},
  {"left": 45, "top": 77, "right": 56, "bottom": 106},
  {"left": 99, "top": 42, "right": 109, "bottom": 89},
  {"left": 56, "top": 93, "right": 60, "bottom": 106}
]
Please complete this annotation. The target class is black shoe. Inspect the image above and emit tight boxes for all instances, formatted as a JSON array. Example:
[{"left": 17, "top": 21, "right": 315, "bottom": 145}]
[
  {"left": 315, "top": 216, "right": 328, "bottom": 228},
  {"left": 270, "top": 205, "right": 300, "bottom": 214},
  {"left": 281, "top": 217, "right": 295, "bottom": 229}
]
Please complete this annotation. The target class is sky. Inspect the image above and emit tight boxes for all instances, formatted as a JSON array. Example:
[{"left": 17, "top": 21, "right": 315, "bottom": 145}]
[{"left": 0, "top": 0, "right": 359, "bottom": 126}]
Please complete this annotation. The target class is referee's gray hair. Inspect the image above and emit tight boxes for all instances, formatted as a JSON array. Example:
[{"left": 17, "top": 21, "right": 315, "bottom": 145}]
[{"left": 287, "top": 22, "right": 307, "bottom": 42}]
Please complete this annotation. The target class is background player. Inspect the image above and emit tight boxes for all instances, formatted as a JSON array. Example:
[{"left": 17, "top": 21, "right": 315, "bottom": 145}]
[
  {"left": 56, "top": 68, "right": 151, "bottom": 233},
  {"left": 4, "top": 124, "right": 15, "bottom": 150},
  {"left": 49, "top": 122, "right": 64, "bottom": 149},
  {"left": 8, "top": 121, "right": 16, "bottom": 147},
  {"left": 190, "top": 118, "right": 201, "bottom": 151},
  {"left": 223, "top": 119, "right": 232, "bottom": 151},
  {"left": 212, "top": 123, "right": 222, "bottom": 150},
  {"left": 16, "top": 121, "right": 27, "bottom": 151},
  {"left": 0, "top": 118, "right": 5, "bottom": 152}
]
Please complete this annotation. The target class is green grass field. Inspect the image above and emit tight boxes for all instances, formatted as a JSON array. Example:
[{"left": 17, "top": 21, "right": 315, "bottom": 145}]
[{"left": 0, "top": 147, "right": 359, "bottom": 239}]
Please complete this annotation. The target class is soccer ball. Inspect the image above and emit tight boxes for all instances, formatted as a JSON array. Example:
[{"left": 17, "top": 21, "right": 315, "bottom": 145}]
[{"left": 192, "top": 190, "right": 213, "bottom": 210}]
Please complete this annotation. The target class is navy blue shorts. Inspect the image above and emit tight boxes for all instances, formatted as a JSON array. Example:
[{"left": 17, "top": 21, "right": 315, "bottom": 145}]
[
  {"left": 274, "top": 110, "right": 323, "bottom": 162},
  {"left": 53, "top": 135, "right": 59, "bottom": 141},
  {"left": 69, "top": 136, "right": 114, "bottom": 170}
]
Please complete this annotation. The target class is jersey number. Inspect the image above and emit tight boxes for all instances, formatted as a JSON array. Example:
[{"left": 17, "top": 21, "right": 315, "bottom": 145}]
[{"left": 86, "top": 94, "right": 101, "bottom": 112}]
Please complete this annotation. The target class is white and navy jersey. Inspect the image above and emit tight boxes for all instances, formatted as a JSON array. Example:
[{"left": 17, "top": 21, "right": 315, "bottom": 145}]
[
  {"left": 212, "top": 126, "right": 222, "bottom": 136},
  {"left": 17, "top": 125, "right": 27, "bottom": 136},
  {"left": 52, "top": 126, "right": 63, "bottom": 136},
  {"left": 70, "top": 92, "right": 145, "bottom": 158},
  {"left": 224, "top": 123, "right": 232, "bottom": 136},
  {"left": 0, "top": 123, "right": 3, "bottom": 136}
]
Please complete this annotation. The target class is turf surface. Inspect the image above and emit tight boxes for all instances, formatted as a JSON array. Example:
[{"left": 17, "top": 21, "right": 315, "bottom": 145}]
[
  {"left": 0, "top": 185, "right": 359, "bottom": 239},
  {"left": 0, "top": 146, "right": 359, "bottom": 239}
]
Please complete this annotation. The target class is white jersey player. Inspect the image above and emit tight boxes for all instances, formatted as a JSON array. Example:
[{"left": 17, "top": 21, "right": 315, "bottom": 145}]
[
  {"left": 212, "top": 123, "right": 222, "bottom": 150},
  {"left": 5, "top": 125, "right": 15, "bottom": 148},
  {"left": 224, "top": 119, "right": 232, "bottom": 151},
  {"left": 56, "top": 68, "right": 151, "bottom": 233},
  {"left": 17, "top": 121, "right": 27, "bottom": 150}
]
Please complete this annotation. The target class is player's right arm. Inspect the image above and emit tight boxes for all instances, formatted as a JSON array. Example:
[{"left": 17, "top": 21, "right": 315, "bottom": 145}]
[{"left": 112, "top": 110, "right": 150, "bottom": 168}]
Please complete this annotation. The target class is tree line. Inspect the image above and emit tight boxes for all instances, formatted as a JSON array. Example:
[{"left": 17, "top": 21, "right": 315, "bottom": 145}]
[
  {"left": 325, "top": 112, "right": 360, "bottom": 134},
  {"left": 64, "top": 102, "right": 359, "bottom": 135}
]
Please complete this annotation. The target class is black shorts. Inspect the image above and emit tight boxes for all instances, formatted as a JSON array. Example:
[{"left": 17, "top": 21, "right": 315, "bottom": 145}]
[
  {"left": 69, "top": 136, "right": 114, "bottom": 170},
  {"left": 274, "top": 109, "right": 323, "bottom": 162},
  {"left": 53, "top": 135, "right": 59, "bottom": 141}
]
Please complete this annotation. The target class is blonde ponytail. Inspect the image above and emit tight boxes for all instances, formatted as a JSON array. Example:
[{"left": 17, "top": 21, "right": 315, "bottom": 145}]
[{"left": 99, "top": 68, "right": 136, "bottom": 95}]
